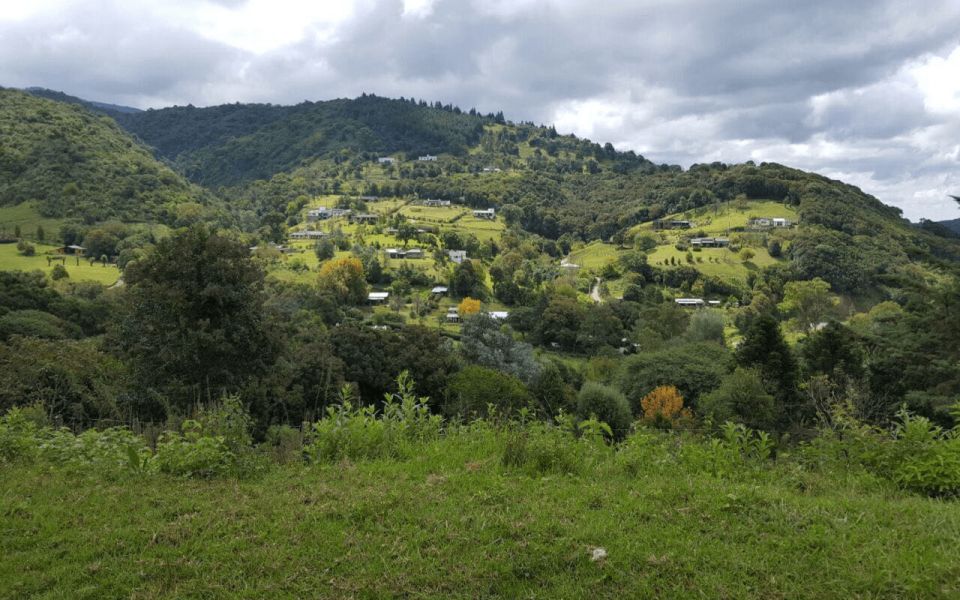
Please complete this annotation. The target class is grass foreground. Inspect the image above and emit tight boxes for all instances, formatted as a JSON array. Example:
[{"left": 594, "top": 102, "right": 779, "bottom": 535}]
[{"left": 3, "top": 425, "right": 960, "bottom": 599}]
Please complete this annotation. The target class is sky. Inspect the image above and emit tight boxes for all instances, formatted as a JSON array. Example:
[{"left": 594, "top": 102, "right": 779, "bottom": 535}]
[{"left": 2, "top": 0, "right": 960, "bottom": 221}]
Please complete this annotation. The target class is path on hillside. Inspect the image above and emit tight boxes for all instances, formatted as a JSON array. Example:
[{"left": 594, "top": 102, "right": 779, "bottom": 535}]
[{"left": 590, "top": 278, "right": 602, "bottom": 303}]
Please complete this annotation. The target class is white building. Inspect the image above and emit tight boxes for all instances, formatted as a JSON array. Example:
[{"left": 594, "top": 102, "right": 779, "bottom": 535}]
[
  {"left": 377, "top": 157, "right": 395, "bottom": 165},
  {"left": 307, "top": 207, "right": 351, "bottom": 221},
  {"left": 368, "top": 292, "right": 389, "bottom": 304},
  {"left": 472, "top": 208, "right": 496, "bottom": 220},
  {"left": 418, "top": 154, "right": 438, "bottom": 161},
  {"left": 448, "top": 250, "right": 467, "bottom": 264},
  {"left": 674, "top": 298, "right": 705, "bottom": 307}
]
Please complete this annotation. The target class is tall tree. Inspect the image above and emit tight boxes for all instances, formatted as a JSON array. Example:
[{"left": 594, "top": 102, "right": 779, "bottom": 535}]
[
  {"left": 114, "top": 226, "right": 278, "bottom": 410},
  {"left": 736, "top": 315, "right": 803, "bottom": 428}
]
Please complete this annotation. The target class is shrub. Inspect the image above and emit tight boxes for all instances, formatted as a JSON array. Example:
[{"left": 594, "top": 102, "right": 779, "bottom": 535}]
[
  {"left": 305, "top": 373, "right": 443, "bottom": 463},
  {"left": 0, "top": 405, "right": 48, "bottom": 463},
  {"left": 38, "top": 426, "right": 152, "bottom": 476},
  {"left": 16, "top": 240, "right": 35, "bottom": 256},
  {"left": 699, "top": 368, "right": 776, "bottom": 431},
  {"left": 444, "top": 366, "right": 533, "bottom": 419},
  {"left": 502, "top": 416, "right": 610, "bottom": 476},
  {"left": 617, "top": 342, "right": 731, "bottom": 413},
  {"left": 685, "top": 310, "right": 725, "bottom": 343},
  {"left": 264, "top": 424, "right": 304, "bottom": 464},
  {"left": 154, "top": 420, "right": 236, "bottom": 478},
  {"left": 576, "top": 382, "right": 632, "bottom": 439},
  {"left": 639, "top": 385, "right": 692, "bottom": 429},
  {"left": 51, "top": 264, "right": 69, "bottom": 280}
]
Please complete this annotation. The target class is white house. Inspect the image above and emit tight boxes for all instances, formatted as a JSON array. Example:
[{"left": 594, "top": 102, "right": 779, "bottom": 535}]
[
  {"left": 307, "top": 207, "right": 351, "bottom": 221},
  {"left": 418, "top": 154, "right": 438, "bottom": 161},
  {"left": 488, "top": 311, "right": 509, "bottom": 320},
  {"left": 368, "top": 292, "right": 389, "bottom": 304},
  {"left": 472, "top": 208, "right": 496, "bottom": 220},
  {"left": 690, "top": 237, "right": 730, "bottom": 248},
  {"left": 431, "top": 286, "right": 448, "bottom": 295},
  {"left": 674, "top": 298, "right": 705, "bottom": 307},
  {"left": 446, "top": 306, "right": 460, "bottom": 323},
  {"left": 422, "top": 199, "right": 451, "bottom": 207},
  {"left": 772, "top": 217, "right": 792, "bottom": 227},
  {"left": 448, "top": 250, "right": 467, "bottom": 264},
  {"left": 289, "top": 230, "right": 327, "bottom": 240},
  {"left": 377, "top": 157, "right": 395, "bottom": 165}
]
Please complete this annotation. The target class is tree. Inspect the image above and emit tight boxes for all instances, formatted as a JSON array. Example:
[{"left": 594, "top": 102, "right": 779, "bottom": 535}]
[
  {"left": 779, "top": 278, "right": 837, "bottom": 332},
  {"left": 114, "top": 226, "right": 278, "bottom": 411},
  {"left": 576, "top": 382, "right": 632, "bottom": 439},
  {"left": 458, "top": 297, "right": 481, "bottom": 316},
  {"left": 314, "top": 238, "right": 335, "bottom": 261},
  {"left": 617, "top": 342, "right": 731, "bottom": 414},
  {"left": 685, "top": 310, "right": 725, "bottom": 344},
  {"left": 739, "top": 248, "right": 755, "bottom": 262},
  {"left": 539, "top": 295, "right": 585, "bottom": 350},
  {"left": 460, "top": 313, "right": 540, "bottom": 384},
  {"left": 317, "top": 257, "right": 368, "bottom": 305},
  {"left": 799, "top": 321, "right": 864, "bottom": 386},
  {"left": 576, "top": 303, "right": 624, "bottom": 351},
  {"left": 699, "top": 368, "right": 775, "bottom": 431},
  {"left": 736, "top": 315, "right": 802, "bottom": 427},
  {"left": 444, "top": 365, "right": 532, "bottom": 418},
  {"left": 36, "top": 225, "right": 45, "bottom": 242},
  {"left": 639, "top": 385, "right": 691, "bottom": 428},
  {"left": 449, "top": 259, "right": 485, "bottom": 298}
]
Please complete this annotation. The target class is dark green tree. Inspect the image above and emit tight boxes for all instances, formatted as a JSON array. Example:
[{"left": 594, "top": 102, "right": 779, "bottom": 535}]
[
  {"left": 114, "top": 226, "right": 279, "bottom": 411},
  {"left": 735, "top": 315, "right": 803, "bottom": 427}
]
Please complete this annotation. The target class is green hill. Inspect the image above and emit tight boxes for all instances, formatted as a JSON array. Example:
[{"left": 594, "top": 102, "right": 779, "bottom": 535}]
[
  {"left": 0, "top": 88, "right": 209, "bottom": 222},
  {"left": 114, "top": 95, "right": 496, "bottom": 186}
]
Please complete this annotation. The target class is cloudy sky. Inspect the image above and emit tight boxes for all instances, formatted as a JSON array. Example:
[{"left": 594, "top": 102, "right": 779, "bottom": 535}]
[{"left": 2, "top": 0, "right": 960, "bottom": 221}]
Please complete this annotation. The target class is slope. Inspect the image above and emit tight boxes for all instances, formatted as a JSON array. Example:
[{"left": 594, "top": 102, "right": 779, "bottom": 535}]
[
  {"left": 0, "top": 88, "right": 208, "bottom": 222},
  {"left": 114, "top": 95, "right": 492, "bottom": 186}
]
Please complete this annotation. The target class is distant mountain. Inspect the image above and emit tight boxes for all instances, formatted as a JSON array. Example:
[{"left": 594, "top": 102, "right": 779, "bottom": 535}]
[
  {"left": 938, "top": 218, "right": 960, "bottom": 235},
  {"left": 24, "top": 87, "right": 142, "bottom": 115},
  {"left": 0, "top": 88, "right": 209, "bottom": 222}
]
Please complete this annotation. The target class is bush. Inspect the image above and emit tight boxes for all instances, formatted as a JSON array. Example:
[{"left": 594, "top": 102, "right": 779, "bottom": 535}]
[
  {"left": 16, "top": 240, "right": 35, "bottom": 256},
  {"left": 444, "top": 366, "right": 533, "bottom": 419},
  {"left": 154, "top": 420, "right": 236, "bottom": 478},
  {"left": 51, "top": 264, "right": 69, "bottom": 280},
  {"left": 0, "top": 405, "right": 48, "bottom": 463},
  {"left": 502, "top": 423, "right": 587, "bottom": 476},
  {"left": 685, "top": 310, "right": 725, "bottom": 343},
  {"left": 639, "top": 385, "right": 692, "bottom": 429},
  {"left": 617, "top": 342, "right": 731, "bottom": 413},
  {"left": 699, "top": 368, "right": 776, "bottom": 431},
  {"left": 305, "top": 373, "right": 443, "bottom": 463},
  {"left": 576, "top": 382, "right": 632, "bottom": 439}
]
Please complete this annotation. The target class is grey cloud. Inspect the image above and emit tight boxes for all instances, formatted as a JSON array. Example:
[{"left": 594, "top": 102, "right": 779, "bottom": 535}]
[{"left": 1, "top": 0, "right": 960, "bottom": 219}]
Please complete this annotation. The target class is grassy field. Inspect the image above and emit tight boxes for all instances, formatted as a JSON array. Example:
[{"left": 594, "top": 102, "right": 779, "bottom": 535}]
[
  {"left": 647, "top": 245, "right": 779, "bottom": 282},
  {"left": 567, "top": 241, "right": 620, "bottom": 270},
  {"left": 631, "top": 199, "right": 800, "bottom": 238},
  {"left": 0, "top": 242, "right": 121, "bottom": 285},
  {"left": 0, "top": 202, "right": 65, "bottom": 241},
  {"left": 3, "top": 429, "right": 960, "bottom": 599},
  {"left": 399, "top": 204, "right": 469, "bottom": 223}
]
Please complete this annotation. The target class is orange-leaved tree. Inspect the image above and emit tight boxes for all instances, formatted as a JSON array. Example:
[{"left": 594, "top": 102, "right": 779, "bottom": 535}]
[
  {"left": 458, "top": 297, "right": 481, "bottom": 316},
  {"left": 640, "top": 385, "right": 691, "bottom": 428}
]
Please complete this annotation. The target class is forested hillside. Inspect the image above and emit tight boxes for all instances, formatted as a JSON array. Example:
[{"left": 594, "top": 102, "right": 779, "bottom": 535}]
[
  {"left": 0, "top": 89, "right": 210, "bottom": 222},
  {"left": 114, "top": 95, "right": 494, "bottom": 186}
]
